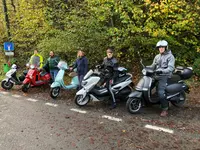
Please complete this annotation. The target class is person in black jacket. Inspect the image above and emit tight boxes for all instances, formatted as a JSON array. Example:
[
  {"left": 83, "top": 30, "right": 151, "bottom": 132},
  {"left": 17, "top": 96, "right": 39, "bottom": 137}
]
[
  {"left": 101, "top": 48, "right": 118, "bottom": 109},
  {"left": 71, "top": 50, "right": 88, "bottom": 89}
]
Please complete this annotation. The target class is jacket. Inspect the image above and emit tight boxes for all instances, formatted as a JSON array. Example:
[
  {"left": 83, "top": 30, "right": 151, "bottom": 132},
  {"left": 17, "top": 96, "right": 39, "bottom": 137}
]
[
  {"left": 73, "top": 56, "right": 88, "bottom": 75},
  {"left": 149, "top": 50, "right": 175, "bottom": 76},
  {"left": 29, "top": 53, "right": 43, "bottom": 68},
  {"left": 45, "top": 56, "right": 60, "bottom": 70},
  {"left": 101, "top": 57, "right": 118, "bottom": 79}
]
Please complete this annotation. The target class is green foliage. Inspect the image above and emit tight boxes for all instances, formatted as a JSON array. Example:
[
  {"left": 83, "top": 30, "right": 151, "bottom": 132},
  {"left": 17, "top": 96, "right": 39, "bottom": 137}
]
[
  {"left": 0, "top": 0, "right": 199, "bottom": 75},
  {"left": 193, "top": 58, "right": 200, "bottom": 77}
]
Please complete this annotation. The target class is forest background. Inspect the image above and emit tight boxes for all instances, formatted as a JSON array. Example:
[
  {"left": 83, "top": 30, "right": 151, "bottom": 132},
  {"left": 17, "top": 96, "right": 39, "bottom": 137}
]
[{"left": 0, "top": 0, "right": 199, "bottom": 79}]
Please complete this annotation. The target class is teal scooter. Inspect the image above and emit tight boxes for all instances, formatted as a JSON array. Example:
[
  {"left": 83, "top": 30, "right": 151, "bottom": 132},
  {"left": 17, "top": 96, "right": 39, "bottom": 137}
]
[{"left": 50, "top": 61, "right": 79, "bottom": 99}]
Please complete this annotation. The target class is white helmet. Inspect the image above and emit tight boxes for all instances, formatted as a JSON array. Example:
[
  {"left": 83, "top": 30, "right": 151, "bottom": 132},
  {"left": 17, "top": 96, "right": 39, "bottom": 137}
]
[
  {"left": 11, "top": 64, "right": 17, "bottom": 69},
  {"left": 156, "top": 40, "right": 168, "bottom": 49}
]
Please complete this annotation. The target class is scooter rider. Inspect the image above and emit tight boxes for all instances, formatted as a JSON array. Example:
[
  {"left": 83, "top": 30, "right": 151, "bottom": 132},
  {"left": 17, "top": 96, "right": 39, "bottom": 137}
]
[
  {"left": 29, "top": 50, "right": 44, "bottom": 68},
  {"left": 148, "top": 40, "right": 175, "bottom": 117},
  {"left": 100, "top": 48, "right": 118, "bottom": 109}
]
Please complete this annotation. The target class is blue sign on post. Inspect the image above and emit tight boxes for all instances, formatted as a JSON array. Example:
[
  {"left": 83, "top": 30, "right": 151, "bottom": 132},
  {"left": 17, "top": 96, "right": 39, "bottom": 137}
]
[{"left": 4, "top": 42, "right": 14, "bottom": 51}]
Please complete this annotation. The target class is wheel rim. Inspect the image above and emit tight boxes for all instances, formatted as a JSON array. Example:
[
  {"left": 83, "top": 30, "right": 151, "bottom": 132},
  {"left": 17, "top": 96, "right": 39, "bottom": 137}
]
[
  {"left": 52, "top": 88, "right": 60, "bottom": 97},
  {"left": 3, "top": 81, "right": 12, "bottom": 89},
  {"left": 5, "top": 82, "right": 11, "bottom": 88},
  {"left": 76, "top": 95, "right": 89, "bottom": 106},
  {"left": 22, "top": 83, "right": 30, "bottom": 92},
  {"left": 129, "top": 98, "right": 141, "bottom": 112}
]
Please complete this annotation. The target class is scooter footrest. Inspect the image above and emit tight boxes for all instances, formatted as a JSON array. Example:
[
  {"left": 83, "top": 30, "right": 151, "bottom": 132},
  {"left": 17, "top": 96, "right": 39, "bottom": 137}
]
[{"left": 35, "top": 81, "right": 44, "bottom": 84}]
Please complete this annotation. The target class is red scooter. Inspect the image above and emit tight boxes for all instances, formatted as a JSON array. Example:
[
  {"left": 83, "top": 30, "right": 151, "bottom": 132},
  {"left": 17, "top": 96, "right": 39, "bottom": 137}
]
[{"left": 22, "top": 64, "right": 51, "bottom": 92}]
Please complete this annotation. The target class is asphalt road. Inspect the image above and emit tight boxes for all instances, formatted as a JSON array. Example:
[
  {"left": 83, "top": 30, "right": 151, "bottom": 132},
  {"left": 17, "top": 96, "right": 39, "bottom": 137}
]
[{"left": 0, "top": 90, "right": 200, "bottom": 150}]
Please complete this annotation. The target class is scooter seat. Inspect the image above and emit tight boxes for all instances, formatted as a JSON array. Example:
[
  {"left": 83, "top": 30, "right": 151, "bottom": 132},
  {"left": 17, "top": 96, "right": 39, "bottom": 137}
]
[
  {"left": 165, "top": 83, "right": 183, "bottom": 94},
  {"left": 113, "top": 75, "right": 131, "bottom": 85},
  {"left": 40, "top": 72, "right": 48, "bottom": 77},
  {"left": 167, "top": 75, "right": 181, "bottom": 84}
]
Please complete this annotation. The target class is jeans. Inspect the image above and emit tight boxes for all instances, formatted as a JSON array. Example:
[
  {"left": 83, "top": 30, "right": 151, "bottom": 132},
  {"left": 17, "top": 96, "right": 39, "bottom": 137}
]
[
  {"left": 155, "top": 75, "right": 169, "bottom": 110},
  {"left": 105, "top": 79, "right": 116, "bottom": 105},
  {"left": 78, "top": 75, "right": 84, "bottom": 90},
  {"left": 50, "top": 69, "right": 59, "bottom": 82}
]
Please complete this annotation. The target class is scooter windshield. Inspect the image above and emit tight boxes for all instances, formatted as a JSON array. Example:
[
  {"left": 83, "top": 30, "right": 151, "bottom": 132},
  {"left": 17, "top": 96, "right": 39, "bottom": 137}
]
[{"left": 84, "top": 70, "right": 93, "bottom": 80}]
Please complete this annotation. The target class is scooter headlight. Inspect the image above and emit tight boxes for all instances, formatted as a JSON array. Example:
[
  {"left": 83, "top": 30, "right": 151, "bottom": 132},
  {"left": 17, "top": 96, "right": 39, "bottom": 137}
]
[
  {"left": 142, "top": 69, "right": 147, "bottom": 75},
  {"left": 30, "top": 65, "right": 35, "bottom": 69}
]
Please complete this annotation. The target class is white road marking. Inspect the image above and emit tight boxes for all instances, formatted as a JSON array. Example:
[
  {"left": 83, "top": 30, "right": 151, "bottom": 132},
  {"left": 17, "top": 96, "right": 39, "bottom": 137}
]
[
  {"left": 27, "top": 98, "right": 38, "bottom": 102},
  {"left": 102, "top": 115, "right": 122, "bottom": 122},
  {"left": 12, "top": 94, "right": 22, "bottom": 98},
  {"left": 145, "top": 124, "right": 174, "bottom": 134},
  {"left": 0, "top": 91, "right": 9, "bottom": 95},
  {"left": 45, "top": 103, "right": 58, "bottom": 107},
  {"left": 70, "top": 108, "right": 87, "bottom": 114}
]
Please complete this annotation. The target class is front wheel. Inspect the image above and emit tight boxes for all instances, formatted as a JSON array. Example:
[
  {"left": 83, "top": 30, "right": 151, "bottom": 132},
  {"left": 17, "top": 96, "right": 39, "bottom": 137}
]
[
  {"left": 22, "top": 83, "right": 30, "bottom": 93},
  {"left": 171, "top": 92, "right": 186, "bottom": 107},
  {"left": 126, "top": 97, "right": 142, "bottom": 114},
  {"left": 50, "top": 87, "right": 60, "bottom": 99},
  {"left": 75, "top": 95, "right": 90, "bottom": 106},
  {"left": 1, "top": 80, "right": 14, "bottom": 90}
]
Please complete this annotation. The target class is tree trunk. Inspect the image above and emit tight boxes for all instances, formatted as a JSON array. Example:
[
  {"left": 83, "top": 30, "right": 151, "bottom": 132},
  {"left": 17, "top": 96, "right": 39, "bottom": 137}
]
[
  {"left": 10, "top": 0, "right": 16, "bottom": 12},
  {"left": 2, "top": 0, "right": 11, "bottom": 40}
]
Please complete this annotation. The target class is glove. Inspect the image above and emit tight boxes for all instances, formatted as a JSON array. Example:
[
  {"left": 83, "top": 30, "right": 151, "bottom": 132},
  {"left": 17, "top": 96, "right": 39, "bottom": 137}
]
[{"left": 155, "top": 69, "right": 163, "bottom": 75}]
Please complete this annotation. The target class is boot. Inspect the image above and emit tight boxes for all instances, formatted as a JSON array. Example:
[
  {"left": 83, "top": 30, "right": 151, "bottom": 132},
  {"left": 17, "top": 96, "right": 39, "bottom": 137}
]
[
  {"left": 109, "top": 102, "right": 116, "bottom": 110},
  {"left": 160, "top": 110, "right": 168, "bottom": 117}
]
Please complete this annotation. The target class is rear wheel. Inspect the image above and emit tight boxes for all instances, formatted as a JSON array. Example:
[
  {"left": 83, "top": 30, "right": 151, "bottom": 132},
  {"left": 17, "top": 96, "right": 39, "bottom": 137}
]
[
  {"left": 126, "top": 97, "right": 142, "bottom": 114},
  {"left": 50, "top": 87, "right": 60, "bottom": 99},
  {"left": 75, "top": 95, "right": 90, "bottom": 106},
  {"left": 22, "top": 83, "right": 30, "bottom": 93},
  {"left": 1, "top": 80, "right": 14, "bottom": 90},
  {"left": 171, "top": 92, "right": 186, "bottom": 107}
]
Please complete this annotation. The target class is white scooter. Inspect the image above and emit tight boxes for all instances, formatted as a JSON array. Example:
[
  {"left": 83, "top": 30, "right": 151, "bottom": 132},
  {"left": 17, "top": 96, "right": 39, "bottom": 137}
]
[
  {"left": 74, "top": 66, "right": 133, "bottom": 106},
  {"left": 1, "top": 64, "right": 27, "bottom": 90}
]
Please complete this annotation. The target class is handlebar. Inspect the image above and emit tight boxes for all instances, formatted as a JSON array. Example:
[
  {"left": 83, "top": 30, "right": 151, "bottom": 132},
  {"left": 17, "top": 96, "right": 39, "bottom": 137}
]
[{"left": 140, "top": 59, "right": 145, "bottom": 68}]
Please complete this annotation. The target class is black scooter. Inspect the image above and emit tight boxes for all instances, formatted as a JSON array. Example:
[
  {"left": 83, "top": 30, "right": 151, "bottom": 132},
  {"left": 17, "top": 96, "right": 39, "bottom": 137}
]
[{"left": 126, "top": 59, "right": 193, "bottom": 114}]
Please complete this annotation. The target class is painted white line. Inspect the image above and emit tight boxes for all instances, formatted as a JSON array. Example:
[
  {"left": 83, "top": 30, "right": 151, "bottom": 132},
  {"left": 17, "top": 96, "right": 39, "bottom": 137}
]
[
  {"left": 27, "top": 98, "right": 38, "bottom": 102},
  {"left": 12, "top": 94, "right": 22, "bottom": 98},
  {"left": 0, "top": 91, "right": 9, "bottom": 95},
  {"left": 145, "top": 124, "right": 174, "bottom": 134},
  {"left": 102, "top": 115, "right": 122, "bottom": 122},
  {"left": 45, "top": 103, "right": 58, "bottom": 107},
  {"left": 70, "top": 108, "right": 87, "bottom": 114}
]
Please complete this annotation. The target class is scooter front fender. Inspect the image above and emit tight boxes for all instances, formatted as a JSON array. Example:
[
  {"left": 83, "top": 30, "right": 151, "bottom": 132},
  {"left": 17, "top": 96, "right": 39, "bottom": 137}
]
[
  {"left": 2, "top": 78, "right": 9, "bottom": 82},
  {"left": 51, "top": 81, "right": 61, "bottom": 88},
  {"left": 23, "top": 78, "right": 31, "bottom": 84},
  {"left": 76, "top": 88, "right": 87, "bottom": 99},
  {"left": 2, "top": 78, "right": 15, "bottom": 84},
  {"left": 128, "top": 91, "right": 142, "bottom": 99}
]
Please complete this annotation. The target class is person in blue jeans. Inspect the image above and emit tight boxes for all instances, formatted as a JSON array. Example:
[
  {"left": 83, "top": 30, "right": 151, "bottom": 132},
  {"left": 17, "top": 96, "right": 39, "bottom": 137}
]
[
  {"left": 43, "top": 51, "right": 60, "bottom": 82},
  {"left": 70, "top": 50, "right": 88, "bottom": 89}
]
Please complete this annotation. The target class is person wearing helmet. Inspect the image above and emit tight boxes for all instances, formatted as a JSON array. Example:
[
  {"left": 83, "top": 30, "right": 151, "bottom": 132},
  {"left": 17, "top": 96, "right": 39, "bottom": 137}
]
[
  {"left": 100, "top": 47, "right": 118, "bottom": 109},
  {"left": 148, "top": 40, "right": 175, "bottom": 117}
]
